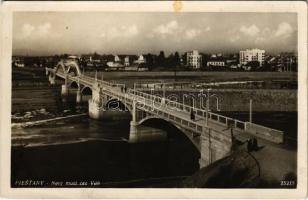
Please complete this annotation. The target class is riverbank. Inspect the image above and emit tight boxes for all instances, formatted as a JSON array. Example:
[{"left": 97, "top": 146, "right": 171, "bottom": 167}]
[
  {"left": 89, "top": 71, "right": 297, "bottom": 81},
  {"left": 12, "top": 113, "right": 87, "bottom": 128},
  {"left": 144, "top": 89, "right": 297, "bottom": 112}
]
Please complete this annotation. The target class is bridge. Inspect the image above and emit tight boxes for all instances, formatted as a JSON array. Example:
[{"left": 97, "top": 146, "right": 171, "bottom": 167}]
[{"left": 46, "top": 59, "right": 284, "bottom": 168}]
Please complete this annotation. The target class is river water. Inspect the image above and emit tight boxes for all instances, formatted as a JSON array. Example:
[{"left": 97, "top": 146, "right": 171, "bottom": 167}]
[
  {"left": 11, "top": 83, "right": 203, "bottom": 187},
  {"left": 11, "top": 77, "right": 297, "bottom": 188}
]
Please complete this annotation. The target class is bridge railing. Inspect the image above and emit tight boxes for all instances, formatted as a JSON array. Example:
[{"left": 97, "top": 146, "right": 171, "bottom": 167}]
[
  {"left": 141, "top": 103, "right": 204, "bottom": 134},
  {"left": 245, "top": 122, "right": 284, "bottom": 143},
  {"left": 102, "top": 88, "right": 203, "bottom": 135},
  {"left": 50, "top": 68, "right": 284, "bottom": 143},
  {"left": 103, "top": 84, "right": 284, "bottom": 143},
  {"left": 69, "top": 73, "right": 126, "bottom": 89},
  {"left": 129, "top": 89, "right": 163, "bottom": 104},
  {"left": 128, "top": 89, "right": 247, "bottom": 130}
]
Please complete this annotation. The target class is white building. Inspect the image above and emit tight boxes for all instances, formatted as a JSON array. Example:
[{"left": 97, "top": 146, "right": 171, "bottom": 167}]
[
  {"left": 114, "top": 55, "right": 120, "bottom": 63},
  {"left": 207, "top": 60, "right": 225, "bottom": 67},
  {"left": 134, "top": 55, "right": 146, "bottom": 64},
  {"left": 240, "top": 49, "right": 265, "bottom": 66},
  {"left": 187, "top": 50, "right": 202, "bottom": 69},
  {"left": 14, "top": 61, "right": 25, "bottom": 68},
  {"left": 124, "top": 56, "right": 130, "bottom": 66}
]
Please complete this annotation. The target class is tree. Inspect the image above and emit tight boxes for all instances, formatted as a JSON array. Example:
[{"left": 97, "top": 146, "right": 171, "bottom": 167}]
[
  {"left": 246, "top": 61, "right": 260, "bottom": 71},
  {"left": 182, "top": 53, "right": 187, "bottom": 67},
  {"left": 93, "top": 52, "right": 100, "bottom": 60},
  {"left": 167, "top": 53, "right": 174, "bottom": 68},
  {"left": 145, "top": 53, "right": 154, "bottom": 70},
  {"left": 157, "top": 51, "right": 166, "bottom": 67},
  {"left": 174, "top": 51, "right": 181, "bottom": 67}
]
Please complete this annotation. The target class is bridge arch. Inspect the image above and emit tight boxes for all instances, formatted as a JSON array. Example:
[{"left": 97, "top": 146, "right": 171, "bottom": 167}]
[
  {"left": 81, "top": 86, "right": 93, "bottom": 96},
  {"left": 69, "top": 81, "right": 80, "bottom": 89},
  {"left": 66, "top": 61, "right": 81, "bottom": 77},
  {"left": 137, "top": 116, "right": 200, "bottom": 151},
  {"left": 54, "top": 60, "right": 82, "bottom": 77},
  {"left": 55, "top": 61, "right": 66, "bottom": 74}
]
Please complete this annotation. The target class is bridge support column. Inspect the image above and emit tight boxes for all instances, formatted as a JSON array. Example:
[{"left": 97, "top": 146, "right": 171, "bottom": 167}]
[
  {"left": 161, "top": 97, "right": 166, "bottom": 104},
  {"left": 88, "top": 85, "right": 105, "bottom": 119},
  {"left": 61, "top": 84, "right": 69, "bottom": 97},
  {"left": 199, "top": 127, "right": 212, "bottom": 168},
  {"left": 129, "top": 120, "right": 139, "bottom": 142},
  {"left": 199, "top": 127, "right": 233, "bottom": 169},
  {"left": 48, "top": 74, "right": 55, "bottom": 85},
  {"left": 88, "top": 100, "right": 105, "bottom": 119},
  {"left": 129, "top": 100, "right": 138, "bottom": 142},
  {"left": 76, "top": 89, "right": 82, "bottom": 104}
]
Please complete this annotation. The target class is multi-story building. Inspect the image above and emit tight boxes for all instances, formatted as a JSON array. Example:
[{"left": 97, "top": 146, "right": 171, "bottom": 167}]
[
  {"left": 187, "top": 50, "right": 202, "bottom": 69},
  {"left": 124, "top": 56, "right": 130, "bottom": 66},
  {"left": 239, "top": 48, "right": 265, "bottom": 66}
]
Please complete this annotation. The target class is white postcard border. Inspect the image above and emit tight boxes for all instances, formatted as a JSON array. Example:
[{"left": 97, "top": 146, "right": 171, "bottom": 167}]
[{"left": 0, "top": 1, "right": 307, "bottom": 199}]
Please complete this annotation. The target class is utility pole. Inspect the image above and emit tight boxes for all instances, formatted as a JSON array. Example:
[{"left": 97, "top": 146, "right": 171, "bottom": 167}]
[
  {"left": 206, "top": 88, "right": 211, "bottom": 126},
  {"left": 249, "top": 99, "right": 252, "bottom": 123},
  {"left": 163, "top": 82, "right": 165, "bottom": 100}
]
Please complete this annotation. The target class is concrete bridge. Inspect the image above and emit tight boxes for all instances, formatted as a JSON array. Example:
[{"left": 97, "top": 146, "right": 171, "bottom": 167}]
[{"left": 46, "top": 59, "right": 284, "bottom": 168}]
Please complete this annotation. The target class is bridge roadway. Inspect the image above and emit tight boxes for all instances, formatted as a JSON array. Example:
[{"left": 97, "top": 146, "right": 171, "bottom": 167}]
[{"left": 47, "top": 68, "right": 283, "bottom": 152}]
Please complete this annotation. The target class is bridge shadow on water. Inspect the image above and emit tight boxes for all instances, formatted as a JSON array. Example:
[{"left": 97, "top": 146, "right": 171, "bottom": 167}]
[{"left": 11, "top": 112, "right": 201, "bottom": 188}]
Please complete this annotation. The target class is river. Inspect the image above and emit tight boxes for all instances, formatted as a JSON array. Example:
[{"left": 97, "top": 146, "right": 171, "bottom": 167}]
[{"left": 11, "top": 72, "right": 297, "bottom": 188}]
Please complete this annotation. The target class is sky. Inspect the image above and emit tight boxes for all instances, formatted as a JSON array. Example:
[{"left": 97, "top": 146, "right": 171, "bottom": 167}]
[{"left": 13, "top": 12, "right": 297, "bottom": 56}]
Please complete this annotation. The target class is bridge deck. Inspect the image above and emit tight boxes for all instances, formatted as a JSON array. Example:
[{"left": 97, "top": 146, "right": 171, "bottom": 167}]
[{"left": 47, "top": 67, "right": 283, "bottom": 148}]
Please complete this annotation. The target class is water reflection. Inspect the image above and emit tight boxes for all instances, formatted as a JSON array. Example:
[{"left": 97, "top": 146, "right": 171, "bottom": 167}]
[{"left": 129, "top": 125, "right": 168, "bottom": 143}]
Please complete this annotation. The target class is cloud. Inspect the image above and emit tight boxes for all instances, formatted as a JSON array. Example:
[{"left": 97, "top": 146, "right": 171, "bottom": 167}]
[
  {"left": 240, "top": 24, "right": 260, "bottom": 37},
  {"left": 18, "top": 22, "right": 54, "bottom": 39},
  {"left": 262, "top": 27, "right": 272, "bottom": 35},
  {"left": 229, "top": 34, "right": 240, "bottom": 42},
  {"left": 255, "top": 36, "right": 266, "bottom": 43},
  {"left": 151, "top": 20, "right": 210, "bottom": 40},
  {"left": 275, "top": 22, "right": 293, "bottom": 38},
  {"left": 21, "top": 24, "right": 35, "bottom": 38},
  {"left": 99, "top": 33, "right": 106, "bottom": 38},
  {"left": 126, "top": 25, "right": 139, "bottom": 37},
  {"left": 99, "top": 24, "right": 139, "bottom": 39},
  {"left": 204, "top": 26, "right": 211, "bottom": 32},
  {"left": 37, "top": 23, "right": 51, "bottom": 36},
  {"left": 153, "top": 20, "right": 180, "bottom": 38},
  {"left": 184, "top": 29, "right": 201, "bottom": 40}
]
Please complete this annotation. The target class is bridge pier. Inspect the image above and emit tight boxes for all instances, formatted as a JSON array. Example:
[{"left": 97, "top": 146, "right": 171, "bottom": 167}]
[
  {"left": 48, "top": 74, "right": 55, "bottom": 85},
  {"left": 129, "top": 121, "right": 167, "bottom": 143},
  {"left": 129, "top": 100, "right": 139, "bottom": 142},
  {"left": 88, "top": 100, "right": 105, "bottom": 119},
  {"left": 129, "top": 120, "right": 139, "bottom": 142},
  {"left": 76, "top": 89, "right": 82, "bottom": 104},
  {"left": 88, "top": 84, "right": 105, "bottom": 119},
  {"left": 199, "top": 127, "right": 212, "bottom": 168},
  {"left": 61, "top": 84, "right": 69, "bottom": 97},
  {"left": 199, "top": 127, "right": 233, "bottom": 169}
]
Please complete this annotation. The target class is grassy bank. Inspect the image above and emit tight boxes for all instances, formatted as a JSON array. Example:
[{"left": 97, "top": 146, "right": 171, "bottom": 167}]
[{"left": 87, "top": 71, "right": 297, "bottom": 81}]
